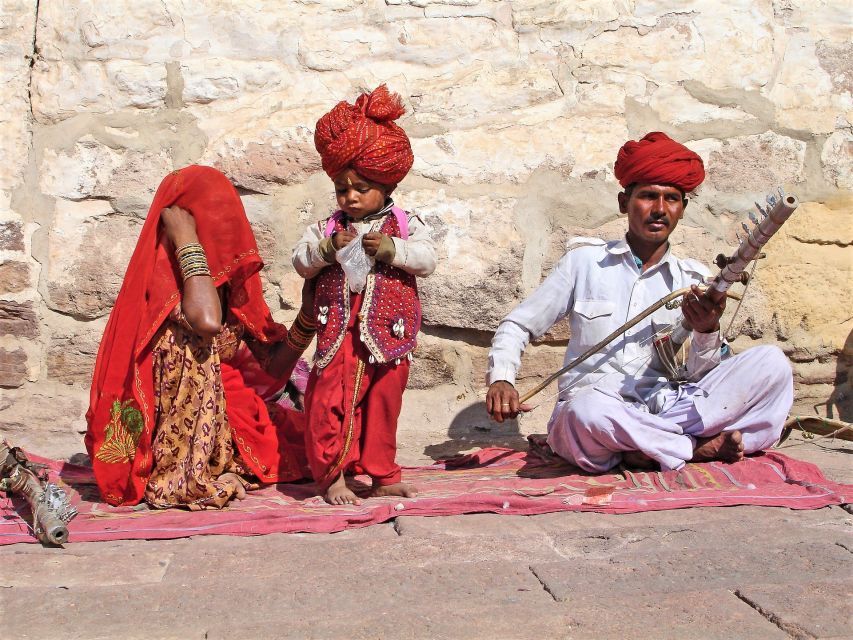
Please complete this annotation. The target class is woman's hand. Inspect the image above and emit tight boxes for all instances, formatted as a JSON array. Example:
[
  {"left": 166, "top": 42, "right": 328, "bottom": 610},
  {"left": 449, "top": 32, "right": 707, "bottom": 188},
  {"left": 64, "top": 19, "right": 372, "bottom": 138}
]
[{"left": 160, "top": 206, "right": 198, "bottom": 248}]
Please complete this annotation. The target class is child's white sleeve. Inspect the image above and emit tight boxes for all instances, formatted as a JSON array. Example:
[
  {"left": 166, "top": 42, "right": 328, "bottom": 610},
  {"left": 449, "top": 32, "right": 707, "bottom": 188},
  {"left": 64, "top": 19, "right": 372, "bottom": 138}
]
[
  {"left": 291, "top": 222, "right": 334, "bottom": 279},
  {"left": 389, "top": 214, "right": 437, "bottom": 277}
]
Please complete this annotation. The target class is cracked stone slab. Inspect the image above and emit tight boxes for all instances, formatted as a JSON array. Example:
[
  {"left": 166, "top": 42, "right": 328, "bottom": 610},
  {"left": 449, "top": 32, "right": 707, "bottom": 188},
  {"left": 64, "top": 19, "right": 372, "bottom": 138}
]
[
  {"left": 529, "top": 541, "right": 851, "bottom": 600},
  {"left": 0, "top": 546, "right": 173, "bottom": 587},
  {"left": 735, "top": 580, "right": 853, "bottom": 639},
  {"left": 3, "top": 560, "right": 563, "bottom": 640},
  {"left": 531, "top": 506, "right": 853, "bottom": 561},
  {"left": 395, "top": 514, "right": 565, "bottom": 563},
  {"left": 530, "top": 586, "right": 789, "bottom": 640}
]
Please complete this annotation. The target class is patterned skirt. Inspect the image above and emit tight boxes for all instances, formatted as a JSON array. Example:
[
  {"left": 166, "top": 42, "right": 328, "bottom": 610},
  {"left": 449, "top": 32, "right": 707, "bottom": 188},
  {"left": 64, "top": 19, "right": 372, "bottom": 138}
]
[{"left": 144, "top": 322, "right": 265, "bottom": 509}]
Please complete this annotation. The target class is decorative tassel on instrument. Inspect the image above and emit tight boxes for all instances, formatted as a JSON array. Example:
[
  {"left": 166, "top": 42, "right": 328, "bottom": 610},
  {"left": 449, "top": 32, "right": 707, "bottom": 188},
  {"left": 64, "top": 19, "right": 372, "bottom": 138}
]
[
  {"left": 0, "top": 441, "right": 77, "bottom": 545},
  {"left": 518, "top": 189, "right": 799, "bottom": 405}
]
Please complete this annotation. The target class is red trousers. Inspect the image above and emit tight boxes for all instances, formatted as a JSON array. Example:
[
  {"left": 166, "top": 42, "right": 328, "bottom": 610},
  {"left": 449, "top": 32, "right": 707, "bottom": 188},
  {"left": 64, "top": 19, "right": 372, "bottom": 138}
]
[{"left": 303, "top": 306, "right": 409, "bottom": 490}]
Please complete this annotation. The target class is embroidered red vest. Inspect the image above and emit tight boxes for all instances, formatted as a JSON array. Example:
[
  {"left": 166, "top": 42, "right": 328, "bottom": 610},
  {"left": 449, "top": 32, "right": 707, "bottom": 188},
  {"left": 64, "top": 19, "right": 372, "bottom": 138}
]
[{"left": 313, "top": 208, "right": 421, "bottom": 369}]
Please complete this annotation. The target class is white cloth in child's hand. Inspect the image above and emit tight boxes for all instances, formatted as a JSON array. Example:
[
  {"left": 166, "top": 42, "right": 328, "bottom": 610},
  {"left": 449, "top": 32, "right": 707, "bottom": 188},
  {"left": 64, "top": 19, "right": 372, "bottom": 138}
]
[{"left": 336, "top": 233, "right": 374, "bottom": 293}]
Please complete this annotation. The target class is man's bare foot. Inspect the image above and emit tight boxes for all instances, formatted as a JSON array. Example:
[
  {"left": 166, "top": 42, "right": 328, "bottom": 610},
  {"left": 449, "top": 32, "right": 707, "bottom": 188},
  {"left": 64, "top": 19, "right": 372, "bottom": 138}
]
[
  {"left": 621, "top": 450, "right": 658, "bottom": 470},
  {"left": 324, "top": 472, "right": 362, "bottom": 505},
  {"left": 372, "top": 482, "right": 418, "bottom": 498},
  {"left": 219, "top": 472, "right": 247, "bottom": 500},
  {"left": 691, "top": 430, "right": 745, "bottom": 463}
]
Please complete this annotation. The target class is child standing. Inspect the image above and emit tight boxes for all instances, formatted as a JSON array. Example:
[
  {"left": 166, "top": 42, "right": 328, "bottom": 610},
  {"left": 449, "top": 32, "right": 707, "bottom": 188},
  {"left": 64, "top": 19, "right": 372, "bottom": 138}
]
[{"left": 292, "top": 85, "right": 436, "bottom": 505}]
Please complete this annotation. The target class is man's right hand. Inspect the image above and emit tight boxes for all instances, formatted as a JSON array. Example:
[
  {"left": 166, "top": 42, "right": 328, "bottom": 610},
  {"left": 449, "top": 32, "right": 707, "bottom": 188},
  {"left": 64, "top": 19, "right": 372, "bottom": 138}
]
[
  {"left": 332, "top": 229, "right": 357, "bottom": 251},
  {"left": 486, "top": 380, "right": 531, "bottom": 423}
]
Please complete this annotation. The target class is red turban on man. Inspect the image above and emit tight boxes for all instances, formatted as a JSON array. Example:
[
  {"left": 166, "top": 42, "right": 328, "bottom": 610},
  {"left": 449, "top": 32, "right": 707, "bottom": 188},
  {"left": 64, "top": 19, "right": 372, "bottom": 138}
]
[
  {"left": 314, "top": 84, "right": 414, "bottom": 186},
  {"left": 614, "top": 132, "right": 705, "bottom": 192}
]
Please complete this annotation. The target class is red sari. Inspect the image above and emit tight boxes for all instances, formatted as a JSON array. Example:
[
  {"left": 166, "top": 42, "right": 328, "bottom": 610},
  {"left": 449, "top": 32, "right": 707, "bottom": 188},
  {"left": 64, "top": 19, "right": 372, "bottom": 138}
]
[{"left": 85, "top": 166, "right": 303, "bottom": 506}]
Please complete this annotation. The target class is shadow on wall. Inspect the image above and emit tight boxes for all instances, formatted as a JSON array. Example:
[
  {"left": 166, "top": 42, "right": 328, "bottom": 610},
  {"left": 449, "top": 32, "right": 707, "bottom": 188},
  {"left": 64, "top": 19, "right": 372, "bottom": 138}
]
[
  {"left": 422, "top": 400, "right": 529, "bottom": 461},
  {"left": 826, "top": 328, "right": 852, "bottom": 421}
]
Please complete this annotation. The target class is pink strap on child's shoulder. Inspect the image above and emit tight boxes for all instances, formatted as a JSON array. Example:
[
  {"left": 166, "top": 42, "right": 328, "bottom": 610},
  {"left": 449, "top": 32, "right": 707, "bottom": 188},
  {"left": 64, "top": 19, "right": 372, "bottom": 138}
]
[
  {"left": 323, "top": 208, "right": 410, "bottom": 239},
  {"left": 391, "top": 206, "right": 409, "bottom": 240},
  {"left": 324, "top": 211, "right": 344, "bottom": 237}
]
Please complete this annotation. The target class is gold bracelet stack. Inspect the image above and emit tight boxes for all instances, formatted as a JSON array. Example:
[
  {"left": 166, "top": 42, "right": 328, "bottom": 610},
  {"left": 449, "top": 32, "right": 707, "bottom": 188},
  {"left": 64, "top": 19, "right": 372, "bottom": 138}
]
[
  {"left": 175, "top": 242, "right": 211, "bottom": 281},
  {"left": 285, "top": 308, "right": 317, "bottom": 353}
]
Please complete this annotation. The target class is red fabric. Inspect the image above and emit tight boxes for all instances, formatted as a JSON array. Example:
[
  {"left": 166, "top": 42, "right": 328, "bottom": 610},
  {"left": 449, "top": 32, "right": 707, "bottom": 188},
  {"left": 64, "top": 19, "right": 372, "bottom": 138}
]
[
  {"left": 314, "top": 84, "right": 413, "bottom": 185},
  {"left": 304, "top": 295, "right": 409, "bottom": 489},
  {"left": 220, "top": 363, "right": 303, "bottom": 484},
  {"left": 614, "top": 131, "right": 705, "bottom": 192},
  {"left": 2, "top": 449, "right": 849, "bottom": 543},
  {"left": 85, "top": 165, "right": 290, "bottom": 506}
]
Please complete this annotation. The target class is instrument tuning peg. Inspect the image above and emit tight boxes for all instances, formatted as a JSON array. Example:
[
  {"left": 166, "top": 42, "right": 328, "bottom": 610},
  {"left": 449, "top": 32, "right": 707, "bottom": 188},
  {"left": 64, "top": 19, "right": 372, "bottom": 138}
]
[
  {"left": 748, "top": 211, "right": 760, "bottom": 225},
  {"left": 754, "top": 202, "right": 767, "bottom": 218},
  {"left": 736, "top": 232, "right": 743, "bottom": 243},
  {"left": 741, "top": 222, "right": 751, "bottom": 235},
  {"left": 766, "top": 194, "right": 777, "bottom": 207},
  {"left": 777, "top": 186, "right": 785, "bottom": 198},
  {"left": 715, "top": 253, "right": 728, "bottom": 269}
]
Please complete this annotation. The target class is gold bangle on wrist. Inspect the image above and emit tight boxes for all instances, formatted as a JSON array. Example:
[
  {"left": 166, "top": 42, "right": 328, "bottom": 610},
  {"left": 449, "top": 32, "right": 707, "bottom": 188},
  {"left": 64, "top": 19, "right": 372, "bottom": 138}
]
[{"left": 175, "top": 242, "right": 211, "bottom": 281}]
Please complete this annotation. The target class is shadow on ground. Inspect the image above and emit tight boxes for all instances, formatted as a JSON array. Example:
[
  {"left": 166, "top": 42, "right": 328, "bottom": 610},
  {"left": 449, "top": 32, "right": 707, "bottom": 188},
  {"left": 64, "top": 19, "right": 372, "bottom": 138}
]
[{"left": 423, "top": 401, "right": 529, "bottom": 461}]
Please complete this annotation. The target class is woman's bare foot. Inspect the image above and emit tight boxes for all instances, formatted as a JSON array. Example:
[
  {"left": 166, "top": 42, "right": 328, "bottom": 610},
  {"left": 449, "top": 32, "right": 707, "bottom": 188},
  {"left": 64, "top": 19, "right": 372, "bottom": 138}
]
[
  {"left": 372, "top": 482, "right": 418, "bottom": 498},
  {"left": 219, "top": 472, "right": 247, "bottom": 500},
  {"left": 691, "top": 430, "right": 745, "bottom": 463},
  {"left": 621, "top": 450, "right": 658, "bottom": 470},
  {"left": 324, "top": 472, "right": 362, "bottom": 505}
]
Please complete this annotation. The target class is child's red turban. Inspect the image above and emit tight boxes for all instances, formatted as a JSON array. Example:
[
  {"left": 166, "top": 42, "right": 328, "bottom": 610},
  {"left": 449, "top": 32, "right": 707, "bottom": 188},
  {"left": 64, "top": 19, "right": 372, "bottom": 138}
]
[
  {"left": 614, "top": 132, "right": 705, "bottom": 192},
  {"left": 314, "top": 85, "right": 414, "bottom": 186}
]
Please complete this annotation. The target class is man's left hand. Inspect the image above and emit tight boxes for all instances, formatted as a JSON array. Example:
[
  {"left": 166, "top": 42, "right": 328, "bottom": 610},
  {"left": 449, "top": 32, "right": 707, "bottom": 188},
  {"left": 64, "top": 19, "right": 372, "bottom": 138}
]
[{"left": 682, "top": 284, "right": 726, "bottom": 333}]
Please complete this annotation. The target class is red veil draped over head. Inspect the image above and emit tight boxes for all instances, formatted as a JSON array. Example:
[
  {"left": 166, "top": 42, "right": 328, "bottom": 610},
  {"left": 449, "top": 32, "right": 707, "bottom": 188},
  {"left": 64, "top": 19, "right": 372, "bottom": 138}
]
[{"left": 85, "top": 166, "right": 299, "bottom": 506}]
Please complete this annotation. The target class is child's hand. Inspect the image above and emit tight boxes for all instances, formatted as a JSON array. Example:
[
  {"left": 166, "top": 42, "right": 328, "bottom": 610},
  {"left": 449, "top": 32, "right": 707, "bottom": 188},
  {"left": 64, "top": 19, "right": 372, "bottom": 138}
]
[
  {"left": 362, "top": 232, "right": 387, "bottom": 257},
  {"left": 332, "top": 229, "right": 357, "bottom": 250}
]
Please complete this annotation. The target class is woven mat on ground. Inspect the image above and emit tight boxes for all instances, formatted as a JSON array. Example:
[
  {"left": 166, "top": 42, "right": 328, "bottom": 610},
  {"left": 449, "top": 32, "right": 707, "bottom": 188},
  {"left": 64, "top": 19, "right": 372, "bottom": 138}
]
[{"left": 1, "top": 448, "right": 849, "bottom": 544}]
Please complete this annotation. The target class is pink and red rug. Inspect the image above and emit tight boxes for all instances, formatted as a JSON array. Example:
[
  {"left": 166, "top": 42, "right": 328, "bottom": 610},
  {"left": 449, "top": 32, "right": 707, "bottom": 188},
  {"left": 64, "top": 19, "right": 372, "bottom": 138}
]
[{"left": 1, "top": 448, "right": 848, "bottom": 544}]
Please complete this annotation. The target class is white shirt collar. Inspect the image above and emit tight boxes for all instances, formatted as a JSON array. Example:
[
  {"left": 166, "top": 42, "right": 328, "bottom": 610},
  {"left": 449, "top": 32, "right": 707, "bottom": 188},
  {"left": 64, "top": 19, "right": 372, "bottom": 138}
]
[{"left": 605, "top": 236, "right": 677, "bottom": 274}]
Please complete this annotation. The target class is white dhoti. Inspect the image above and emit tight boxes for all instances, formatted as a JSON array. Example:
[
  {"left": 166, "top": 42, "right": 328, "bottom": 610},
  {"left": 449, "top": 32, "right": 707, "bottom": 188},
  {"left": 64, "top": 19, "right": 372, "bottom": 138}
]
[{"left": 546, "top": 345, "right": 794, "bottom": 472}]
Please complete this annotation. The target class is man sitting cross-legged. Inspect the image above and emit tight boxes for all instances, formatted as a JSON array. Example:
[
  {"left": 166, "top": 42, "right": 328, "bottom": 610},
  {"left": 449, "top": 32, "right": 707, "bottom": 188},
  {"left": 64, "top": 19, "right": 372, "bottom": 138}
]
[{"left": 486, "top": 132, "right": 793, "bottom": 472}]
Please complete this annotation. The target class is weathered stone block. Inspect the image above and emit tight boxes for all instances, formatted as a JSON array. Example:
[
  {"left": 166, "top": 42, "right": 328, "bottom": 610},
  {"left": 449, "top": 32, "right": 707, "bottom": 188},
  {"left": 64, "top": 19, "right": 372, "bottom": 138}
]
[
  {"left": 0, "top": 260, "right": 31, "bottom": 294},
  {"left": 46, "top": 320, "right": 105, "bottom": 385},
  {"left": 821, "top": 130, "right": 853, "bottom": 190},
  {"left": 409, "top": 338, "right": 455, "bottom": 389},
  {"left": 0, "top": 300, "right": 38, "bottom": 338},
  {"left": 46, "top": 208, "right": 142, "bottom": 319},
  {"left": 403, "top": 192, "right": 525, "bottom": 331},
  {"left": 0, "top": 383, "right": 88, "bottom": 460},
  {"left": 0, "top": 347, "right": 28, "bottom": 388},
  {"left": 40, "top": 137, "right": 172, "bottom": 207},
  {"left": 0, "top": 220, "right": 25, "bottom": 251},
  {"left": 207, "top": 131, "right": 322, "bottom": 193},
  {"left": 705, "top": 132, "right": 807, "bottom": 194}
]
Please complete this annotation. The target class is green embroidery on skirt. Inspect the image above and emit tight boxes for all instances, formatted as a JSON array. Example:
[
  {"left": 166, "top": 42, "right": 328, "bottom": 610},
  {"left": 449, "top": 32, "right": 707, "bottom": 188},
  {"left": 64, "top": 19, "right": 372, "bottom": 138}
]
[{"left": 95, "top": 399, "right": 144, "bottom": 464}]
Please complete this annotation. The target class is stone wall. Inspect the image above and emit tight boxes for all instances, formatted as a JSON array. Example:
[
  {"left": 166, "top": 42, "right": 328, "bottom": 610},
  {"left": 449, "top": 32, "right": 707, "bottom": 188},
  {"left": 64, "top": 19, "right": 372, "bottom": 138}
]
[{"left": 1, "top": 0, "right": 850, "bottom": 459}]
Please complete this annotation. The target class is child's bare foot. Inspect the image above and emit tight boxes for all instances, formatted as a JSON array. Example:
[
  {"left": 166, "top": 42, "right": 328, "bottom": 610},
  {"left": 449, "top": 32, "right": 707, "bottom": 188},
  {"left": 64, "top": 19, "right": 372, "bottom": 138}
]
[
  {"left": 621, "top": 450, "right": 658, "bottom": 470},
  {"left": 691, "top": 430, "right": 745, "bottom": 463},
  {"left": 372, "top": 482, "right": 418, "bottom": 498},
  {"left": 324, "top": 472, "right": 362, "bottom": 505},
  {"left": 219, "top": 472, "right": 247, "bottom": 500}
]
